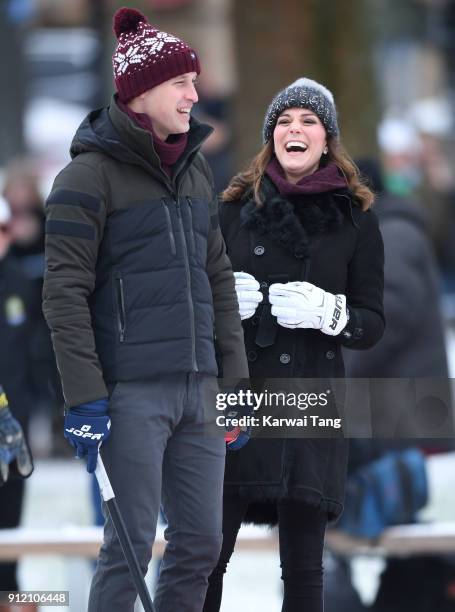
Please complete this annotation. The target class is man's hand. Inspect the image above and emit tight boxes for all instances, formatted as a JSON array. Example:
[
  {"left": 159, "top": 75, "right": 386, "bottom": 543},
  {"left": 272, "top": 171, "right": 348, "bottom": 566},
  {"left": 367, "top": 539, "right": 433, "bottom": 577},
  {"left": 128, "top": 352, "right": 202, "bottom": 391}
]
[
  {"left": 225, "top": 405, "right": 252, "bottom": 451},
  {"left": 0, "top": 392, "right": 34, "bottom": 486},
  {"left": 269, "top": 281, "right": 348, "bottom": 335},
  {"left": 64, "top": 399, "right": 111, "bottom": 473},
  {"left": 234, "top": 271, "right": 263, "bottom": 320}
]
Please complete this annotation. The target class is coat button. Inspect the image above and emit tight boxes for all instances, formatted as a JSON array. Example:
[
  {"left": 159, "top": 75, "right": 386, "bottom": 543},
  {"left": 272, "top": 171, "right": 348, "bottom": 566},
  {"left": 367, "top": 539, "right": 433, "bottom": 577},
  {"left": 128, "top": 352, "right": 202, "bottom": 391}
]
[
  {"left": 325, "top": 350, "right": 335, "bottom": 360},
  {"left": 260, "top": 281, "right": 268, "bottom": 289},
  {"left": 254, "top": 245, "right": 265, "bottom": 256},
  {"left": 279, "top": 353, "right": 291, "bottom": 364},
  {"left": 247, "top": 350, "right": 258, "bottom": 362}
]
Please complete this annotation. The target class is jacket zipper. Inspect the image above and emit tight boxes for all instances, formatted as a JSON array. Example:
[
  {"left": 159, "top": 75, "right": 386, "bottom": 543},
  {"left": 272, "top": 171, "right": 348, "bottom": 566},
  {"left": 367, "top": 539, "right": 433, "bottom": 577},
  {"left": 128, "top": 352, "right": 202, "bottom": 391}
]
[
  {"left": 176, "top": 196, "right": 198, "bottom": 372},
  {"left": 162, "top": 199, "right": 177, "bottom": 255},
  {"left": 116, "top": 276, "right": 126, "bottom": 342},
  {"left": 186, "top": 197, "right": 196, "bottom": 254}
]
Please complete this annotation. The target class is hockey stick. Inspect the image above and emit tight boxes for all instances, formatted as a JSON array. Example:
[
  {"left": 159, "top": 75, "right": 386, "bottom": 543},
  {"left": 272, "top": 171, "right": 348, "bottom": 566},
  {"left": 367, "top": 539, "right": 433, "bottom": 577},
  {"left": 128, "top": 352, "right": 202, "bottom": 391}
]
[{"left": 95, "top": 453, "right": 156, "bottom": 612}]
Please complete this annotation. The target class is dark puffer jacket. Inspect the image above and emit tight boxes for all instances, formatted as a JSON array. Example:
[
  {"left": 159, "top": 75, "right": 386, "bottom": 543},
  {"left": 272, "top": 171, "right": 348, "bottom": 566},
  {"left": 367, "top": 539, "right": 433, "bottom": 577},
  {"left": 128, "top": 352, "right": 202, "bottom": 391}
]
[
  {"left": 43, "top": 96, "right": 248, "bottom": 407},
  {"left": 220, "top": 177, "right": 385, "bottom": 523}
]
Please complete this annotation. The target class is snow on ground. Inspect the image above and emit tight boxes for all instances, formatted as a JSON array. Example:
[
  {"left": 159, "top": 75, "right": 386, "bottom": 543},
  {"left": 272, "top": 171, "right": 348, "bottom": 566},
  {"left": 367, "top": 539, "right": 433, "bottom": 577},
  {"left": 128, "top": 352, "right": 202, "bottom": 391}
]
[
  {"left": 18, "top": 459, "right": 281, "bottom": 611},
  {"left": 16, "top": 448, "right": 455, "bottom": 611}
]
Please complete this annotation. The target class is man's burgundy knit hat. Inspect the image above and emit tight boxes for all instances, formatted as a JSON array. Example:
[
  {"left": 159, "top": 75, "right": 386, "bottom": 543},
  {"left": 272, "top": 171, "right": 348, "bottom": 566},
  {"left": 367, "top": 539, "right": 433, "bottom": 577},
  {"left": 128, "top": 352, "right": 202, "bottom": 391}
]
[{"left": 112, "top": 7, "right": 200, "bottom": 102}]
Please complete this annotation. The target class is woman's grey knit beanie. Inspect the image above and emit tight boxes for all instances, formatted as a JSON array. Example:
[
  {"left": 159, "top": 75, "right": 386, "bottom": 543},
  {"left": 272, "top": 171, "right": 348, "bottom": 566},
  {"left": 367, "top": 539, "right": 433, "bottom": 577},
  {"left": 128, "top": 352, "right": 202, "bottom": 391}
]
[{"left": 263, "top": 77, "right": 339, "bottom": 143}]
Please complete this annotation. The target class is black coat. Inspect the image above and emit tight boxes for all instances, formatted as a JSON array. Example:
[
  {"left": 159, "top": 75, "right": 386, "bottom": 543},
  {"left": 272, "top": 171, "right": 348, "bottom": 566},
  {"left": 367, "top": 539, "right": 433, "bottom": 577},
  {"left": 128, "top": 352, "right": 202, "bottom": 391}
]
[{"left": 220, "top": 178, "right": 385, "bottom": 524}]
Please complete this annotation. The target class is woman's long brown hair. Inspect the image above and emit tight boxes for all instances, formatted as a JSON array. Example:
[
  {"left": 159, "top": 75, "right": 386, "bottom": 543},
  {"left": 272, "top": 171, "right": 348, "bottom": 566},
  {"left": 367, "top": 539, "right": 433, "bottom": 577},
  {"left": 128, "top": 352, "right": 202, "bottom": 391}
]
[{"left": 222, "top": 136, "right": 374, "bottom": 211}]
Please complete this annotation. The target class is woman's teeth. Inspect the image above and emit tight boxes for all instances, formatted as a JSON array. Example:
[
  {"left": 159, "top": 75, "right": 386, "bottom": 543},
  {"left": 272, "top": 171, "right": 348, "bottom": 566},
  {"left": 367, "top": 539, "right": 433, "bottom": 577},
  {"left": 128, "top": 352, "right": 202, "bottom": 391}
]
[{"left": 285, "top": 141, "right": 308, "bottom": 152}]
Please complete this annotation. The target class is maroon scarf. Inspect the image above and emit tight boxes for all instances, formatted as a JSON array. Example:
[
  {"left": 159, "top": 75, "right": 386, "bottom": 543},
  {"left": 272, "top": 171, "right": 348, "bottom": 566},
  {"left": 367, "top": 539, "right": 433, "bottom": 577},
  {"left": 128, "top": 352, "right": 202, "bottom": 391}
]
[
  {"left": 117, "top": 99, "right": 187, "bottom": 177},
  {"left": 265, "top": 157, "right": 347, "bottom": 196}
]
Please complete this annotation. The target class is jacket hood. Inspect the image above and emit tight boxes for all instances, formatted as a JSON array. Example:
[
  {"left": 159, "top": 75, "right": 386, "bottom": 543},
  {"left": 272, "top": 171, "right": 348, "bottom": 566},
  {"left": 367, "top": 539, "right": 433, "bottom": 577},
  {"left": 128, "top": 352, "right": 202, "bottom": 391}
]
[{"left": 70, "top": 107, "right": 136, "bottom": 162}]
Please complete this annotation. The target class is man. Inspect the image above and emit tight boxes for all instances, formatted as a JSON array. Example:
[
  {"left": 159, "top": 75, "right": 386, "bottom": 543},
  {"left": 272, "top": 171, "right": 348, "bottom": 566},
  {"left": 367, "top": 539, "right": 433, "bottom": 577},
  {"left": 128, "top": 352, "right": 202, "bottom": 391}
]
[{"left": 42, "top": 8, "right": 248, "bottom": 612}]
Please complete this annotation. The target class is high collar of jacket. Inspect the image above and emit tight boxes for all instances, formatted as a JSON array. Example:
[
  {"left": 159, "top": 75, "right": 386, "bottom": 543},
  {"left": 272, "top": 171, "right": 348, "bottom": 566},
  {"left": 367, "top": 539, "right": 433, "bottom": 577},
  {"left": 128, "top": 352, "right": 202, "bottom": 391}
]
[
  {"left": 108, "top": 95, "right": 211, "bottom": 176},
  {"left": 239, "top": 175, "right": 351, "bottom": 259},
  {"left": 116, "top": 98, "right": 188, "bottom": 174},
  {"left": 70, "top": 95, "right": 213, "bottom": 184}
]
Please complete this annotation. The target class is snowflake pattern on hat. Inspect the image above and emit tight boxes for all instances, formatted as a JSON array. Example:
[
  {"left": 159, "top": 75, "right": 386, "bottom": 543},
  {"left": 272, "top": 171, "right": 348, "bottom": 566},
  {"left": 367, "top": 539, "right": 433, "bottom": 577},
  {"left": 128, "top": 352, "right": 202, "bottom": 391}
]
[
  {"left": 144, "top": 31, "right": 180, "bottom": 52},
  {"left": 114, "top": 45, "right": 146, "bottom": 75},
  {"left": 113, "top": 24, "right": 184, "bottom": 77}
]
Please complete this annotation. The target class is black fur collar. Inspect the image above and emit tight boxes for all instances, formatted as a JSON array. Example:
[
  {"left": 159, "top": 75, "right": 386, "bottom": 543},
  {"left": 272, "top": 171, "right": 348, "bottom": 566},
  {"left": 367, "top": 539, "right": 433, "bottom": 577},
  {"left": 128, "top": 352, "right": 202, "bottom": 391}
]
[{"left": 240, "top": 177, "right": 349, "bottom": 259}]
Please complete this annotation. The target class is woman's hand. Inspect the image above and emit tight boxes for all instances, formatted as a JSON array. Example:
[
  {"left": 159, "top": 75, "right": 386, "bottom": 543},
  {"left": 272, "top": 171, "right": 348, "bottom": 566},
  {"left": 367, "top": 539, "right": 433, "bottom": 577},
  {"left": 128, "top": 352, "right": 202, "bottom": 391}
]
[
  {"left": 269, "top": 281, "right": 348, "bottom": 335},
  {"left": 234, "top": 271, "right": 263, "bottom": 320}
]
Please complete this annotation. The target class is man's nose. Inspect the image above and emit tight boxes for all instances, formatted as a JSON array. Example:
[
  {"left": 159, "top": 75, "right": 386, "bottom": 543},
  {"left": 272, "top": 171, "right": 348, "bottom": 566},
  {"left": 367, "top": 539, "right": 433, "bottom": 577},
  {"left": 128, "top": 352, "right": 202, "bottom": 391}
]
[{"left": 186, "top": 84, "right": 198, "bottom": 103}]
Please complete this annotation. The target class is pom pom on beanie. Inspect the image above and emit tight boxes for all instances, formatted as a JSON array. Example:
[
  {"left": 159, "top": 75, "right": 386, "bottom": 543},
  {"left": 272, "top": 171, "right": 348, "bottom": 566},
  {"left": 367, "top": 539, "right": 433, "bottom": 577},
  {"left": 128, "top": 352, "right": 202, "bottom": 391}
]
[{"left": 113, "top": 7, "right": 146, "bottom": 38}]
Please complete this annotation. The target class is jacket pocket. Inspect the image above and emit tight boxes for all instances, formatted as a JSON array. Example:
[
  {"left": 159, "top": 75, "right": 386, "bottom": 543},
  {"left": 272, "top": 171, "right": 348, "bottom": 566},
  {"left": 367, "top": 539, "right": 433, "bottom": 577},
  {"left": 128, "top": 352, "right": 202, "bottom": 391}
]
[
  {"left": 162, "top": 200, "right": 177, "bottom": 256},
  {"left": 116, "top": 275, "right": 126, "bottom": 343}
]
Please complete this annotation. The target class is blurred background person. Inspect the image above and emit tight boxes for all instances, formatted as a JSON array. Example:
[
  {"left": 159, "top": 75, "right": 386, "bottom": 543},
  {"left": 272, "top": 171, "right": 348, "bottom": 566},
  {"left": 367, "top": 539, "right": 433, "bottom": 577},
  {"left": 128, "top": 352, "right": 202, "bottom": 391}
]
[
  {"left": 377, "top": 117, "right": 423, "bottom": 199},
  {"left": 377, "top": 102, "right": 455, "bottom": 294},
  {"left": 193, "top": 73, "right": 234, "bottom": 193},
  {"left": 2, "top": 158, "right": 63, "bottom": 457},
  {"left": 324, "top": 158, "right": 455, "bottom": 612},
  {"left": 3, "top": 158, "right": 45, "bottom": 287},
  {"left": 409, "top": 97, "right": 455, "bottom": 293},
  {"left": 0, "top": 195, "right": 37, "bottom": 593},
  {"left": 347, "top": 157, "right": 448, "bottom": 381}
]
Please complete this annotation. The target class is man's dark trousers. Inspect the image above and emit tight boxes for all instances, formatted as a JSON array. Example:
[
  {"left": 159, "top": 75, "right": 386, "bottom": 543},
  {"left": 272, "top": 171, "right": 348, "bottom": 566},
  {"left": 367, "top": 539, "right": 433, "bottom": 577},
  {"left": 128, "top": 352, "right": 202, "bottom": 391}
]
[{"left": 88, "top": 373, "right": 225, "bottom": 612}]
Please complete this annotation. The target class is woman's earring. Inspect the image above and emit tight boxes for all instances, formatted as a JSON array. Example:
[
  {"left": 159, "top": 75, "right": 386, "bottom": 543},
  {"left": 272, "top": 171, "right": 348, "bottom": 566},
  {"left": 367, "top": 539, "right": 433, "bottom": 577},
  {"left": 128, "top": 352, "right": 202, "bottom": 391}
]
[{"left": 323, "top": 146, "right": 328, "bottom": 155}]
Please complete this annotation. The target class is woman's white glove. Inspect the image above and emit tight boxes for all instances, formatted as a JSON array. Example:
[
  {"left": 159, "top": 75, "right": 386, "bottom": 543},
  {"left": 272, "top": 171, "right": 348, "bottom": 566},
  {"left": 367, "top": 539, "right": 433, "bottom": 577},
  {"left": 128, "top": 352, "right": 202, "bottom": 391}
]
[
  {"left": 269, "top": 281, "right": 348, "bottom": 335},
  {"left": 234, "top": 271, "right": 263, "bottom": 320}
]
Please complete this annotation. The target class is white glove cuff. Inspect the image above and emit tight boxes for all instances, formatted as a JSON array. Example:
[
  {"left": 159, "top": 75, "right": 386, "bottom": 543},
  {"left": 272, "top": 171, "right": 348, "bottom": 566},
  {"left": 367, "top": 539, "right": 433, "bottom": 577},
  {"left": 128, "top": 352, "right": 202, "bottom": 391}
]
[{"left": 321, "top": 294, "right": 348, "bottom": 336}]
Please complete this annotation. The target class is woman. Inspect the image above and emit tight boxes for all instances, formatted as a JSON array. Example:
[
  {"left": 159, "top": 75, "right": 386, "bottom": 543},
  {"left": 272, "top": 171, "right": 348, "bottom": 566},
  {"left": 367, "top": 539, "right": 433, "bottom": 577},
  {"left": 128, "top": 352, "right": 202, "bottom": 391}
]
[{"left": 203, "top": 78, "right": 385, "bottom": 612}]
